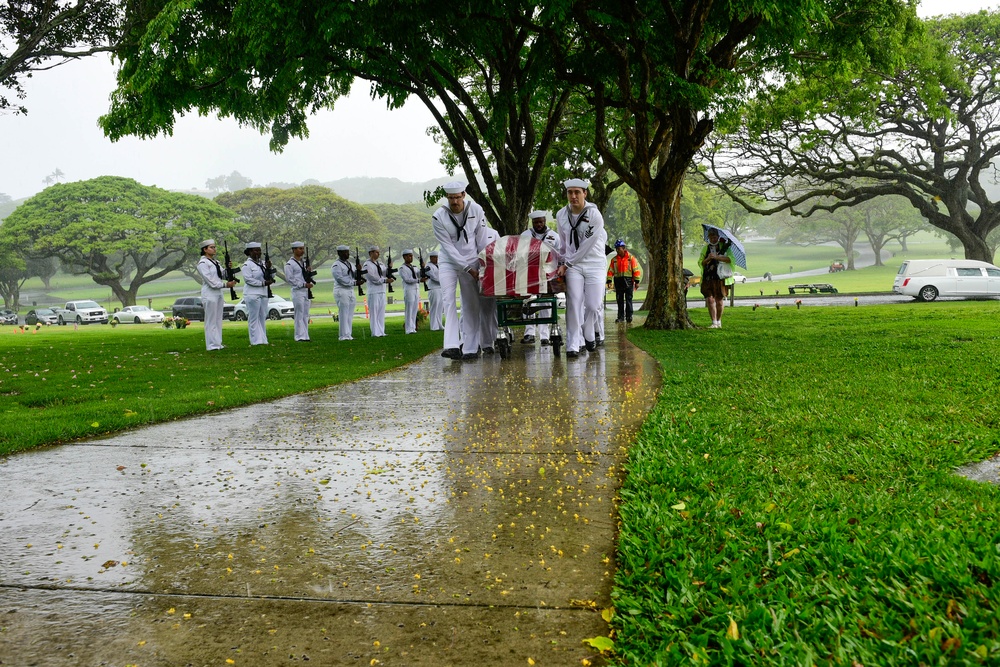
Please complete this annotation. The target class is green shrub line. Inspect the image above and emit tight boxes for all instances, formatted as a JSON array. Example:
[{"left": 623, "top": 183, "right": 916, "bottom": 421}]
[
  {"left": 617, "top": 302, "right": 1000, "bottom": 665},
  {"left": 0, "top": 318, "right": 441, "bottom": 455}
]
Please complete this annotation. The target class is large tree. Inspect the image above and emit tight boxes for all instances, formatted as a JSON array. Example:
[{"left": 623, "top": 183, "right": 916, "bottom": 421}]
[
  {"left": 2, "top": 176, "right": 242, "bottom": 306},
  {"left": 214, "top": 186, "right": 384, "bottom": 277},
  {"left": 1, "top": 0, "right": 125, "bottom": 113},
  {"left": 0, "top": 230, "right": 28, "bottom": 310},
  {"left": 366, "top": 203, "right": 435, "bottom": 255},
  {"left": 101, "top": 0, "right": 574, "bottom": 236},
  {"left": 704, "top": 11, "right": 1000, "bottom": 264}
]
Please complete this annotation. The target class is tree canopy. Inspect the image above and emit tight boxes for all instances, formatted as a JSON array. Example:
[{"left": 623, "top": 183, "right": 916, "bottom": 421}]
[
  {"left": 705, "top": 11, "right": 1000, "bottom": 263},
  {"left": 1, "top": 176, "right": 242, "bottom": 306}
]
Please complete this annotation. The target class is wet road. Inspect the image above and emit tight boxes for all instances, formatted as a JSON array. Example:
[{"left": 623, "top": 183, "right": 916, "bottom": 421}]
[{"left": 0, "top": 324, "right": 659, "bottom": 666}]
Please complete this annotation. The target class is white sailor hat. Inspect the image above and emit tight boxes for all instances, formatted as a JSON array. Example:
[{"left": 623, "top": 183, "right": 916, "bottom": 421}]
[
  {"left": 429, "top": 250, "right": 439, "bottom": 257},
  {"left": 528, "top": 210, "right": 547, "bottom": 219},
  {"left": 368, "top": 245, "right": 380, "bottom": 253},
  {"left": 336, "top": 245, "right": 350, "bottom": 251},
  {"left": 443, "top": 181, "right": 466, "bottom": 194},
  {"left": 402, "top": 249, "right": 414, "bottom": 256},
  {"left": 200, "top": 238, "right": 216, "bottom": 249},
  {"left": 244, "top": 242, "right": 261, "bottom": 255},
  {"left": 290, "top": 241, "right": 305, "bottom": 248},
  {"left": 563, "top": 178, "right": 590, "bottom": 189}
]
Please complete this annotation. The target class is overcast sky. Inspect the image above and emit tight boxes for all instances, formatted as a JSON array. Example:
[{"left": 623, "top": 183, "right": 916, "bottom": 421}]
[{"left": 0, "top": 0, "right": 995, "bottom": 202}]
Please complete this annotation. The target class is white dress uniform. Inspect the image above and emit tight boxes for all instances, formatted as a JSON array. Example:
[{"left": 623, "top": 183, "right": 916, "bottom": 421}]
[
  {"left": 241, "top": 257, "right": 269, "bottom": 345},
  {"left": 425, "top": 260, "right": 443, "bottom": 331},
  {"left": 520, "top": 225, "right": 561, "bottom": 342},
  {"left": 556, "top": 200, "right": 607, "bottom": 354},
  {"left": 595, "top": 228, "right": 607, "bottom": 343},
  {"left": 431, "top": 198, "right": 489, "bottom": 354},
  {"left": 363, "top": 257, "right": 389, "bottom": 337},
  {"left": 332, "top": 257, "right": 358, "bottom": 340},
  {"left": 285, "top": 256, "right": 311, "bottom": 341},
  {"left": 197, "top": 255, "right": 227, "bottom": 351},
  {"left": 400, "top": 260, "right": 421, "bottom": 334},
  {"left": 478, "top": 228, "right": 500, "bottom": 349}
]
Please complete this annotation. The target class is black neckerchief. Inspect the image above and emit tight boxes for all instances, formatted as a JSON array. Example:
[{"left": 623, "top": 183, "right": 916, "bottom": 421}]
[
  {"left": 568, "top": 209, "right": 588, "bottom": 248},
  {"left": 369, "top": 260, "right": 382, "bottom": 277},
  {"left": 407, "top": 264, "right": 417, "bottom": 278},
  {"left": 209, "top": 257, "right": 223, "bottom": 279},
  {"left": 449, "top": 206, "right": 470, "bottom": 242},
  {"left": 340, "top": 258, "right": 354, "bottom": 277}
]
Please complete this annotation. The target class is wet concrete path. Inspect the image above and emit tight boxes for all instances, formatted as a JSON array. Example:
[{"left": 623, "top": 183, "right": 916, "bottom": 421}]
[{"left": 0, "top": 322, "right": 659, "bottom": 666}]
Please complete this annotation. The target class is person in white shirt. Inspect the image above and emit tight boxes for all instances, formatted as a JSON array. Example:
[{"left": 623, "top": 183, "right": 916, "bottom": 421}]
[
  {"left": 520, "top": 210, "right": 560, "bottom": 346},
  {"left": 284, "top": 241, "right": 314, "bottom": 342},
  {"left": 425, "top": 251, "right": 442, "bottom": 331},
  {"left": 363, "top": 245, "right": 393, "bottom": 337},
  {"left": 556, "top": 178, "right": 606, "bottom": 358},
  {"left": 478, "top": 228, "right": 500, "bottom": 353},
  {"left": 331, "top": 245, "right": 359, "bottom": 340},
  {"left": 196, "top": 238, "right": 236, "bottom": 351},
  {"left": 431, "top": 181, "right": 489, "bottom": 360},
  {"left": 400, "top": 250, "right": 421, "bottom": 334},
  {"left": 241, "top": 242, "right": 271, "bottom": 346}
]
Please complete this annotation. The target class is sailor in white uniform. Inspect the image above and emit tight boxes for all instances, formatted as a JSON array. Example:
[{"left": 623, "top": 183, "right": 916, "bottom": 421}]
[
  {"left": 331, "top": 245, "right": 358, "bottom": 340},
  {"left": 363, "top": 245, "right": 392, "bottom": 337},
  {"left": 425, "top": 251, "right": 443, "bottom": 331},
  {"left": 399, "top": 250, "right": 421, "bottom": 334},
  {"left": 196, "top": 238, "right": 236, "bottom": 351},
  {"left": 520, "top": 210, "right": 560, "bottom": 346},
  {"left": 556, "top": 178, "right": 606, "bottom": 358},
  {"left": 241, "top": 242, "right": 270, "bottom": 346},
  {"left": 431, "top": 181, "right": 489, "bottom": 360},
  {"left": 478, "top": 227, "right": 501, "bottom": 352},
  {"left": 285, "top": 241, "right": 314, "bottom": 341}
]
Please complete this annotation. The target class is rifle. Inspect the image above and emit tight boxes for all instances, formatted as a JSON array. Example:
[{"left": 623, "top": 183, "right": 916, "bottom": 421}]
[
  {"left": 354, "top": 247, "right": 367, "bottom": 297},
  {"left": 385, "top": 246, "right": 397, "bottom": 293},
  {"left": 222, "top": 240, "right": 241, "bottom": 301},
  {"left": 263, "top": 242, "right": 277, "bottom": 298},
  {"left": 418, "top": 248, "right": 429, "bottom": 293},
  {"left": 303, "top": 245, "right": 318, "bottom": 300}
]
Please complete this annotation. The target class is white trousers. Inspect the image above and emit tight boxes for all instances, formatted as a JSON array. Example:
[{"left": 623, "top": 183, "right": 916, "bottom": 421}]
[
  {"left": 203, "top": 291, "right": 225, "bottom": 351},
  {"left": 479, "top": 295, "right": 497, "bottom": 347},
  {"left": 440, "top": 264, "right": 481, "bottom": 353},
  {"left": 524, "top": 299, "right": 553, "bottom": 340},
  {"left": 403, "top": 285, "right": 419, "bottom": 334},
  {"left": 291, "top": 288, "right": 310, "bottom": 341},
  {"left": 428, "top": 288, "right": 443, "bottom": 330},
  {"left": 335, "top": 287, "right": 356, "bottom": 340},
  {"left": 565, "top": 263, "right": 604, "bottom": 352},
  {"left": 368, "top": 290, "right": 386, "bottom": 336},
  {"left": 246, "top": 293, "right": 269, "bottom": 345}
]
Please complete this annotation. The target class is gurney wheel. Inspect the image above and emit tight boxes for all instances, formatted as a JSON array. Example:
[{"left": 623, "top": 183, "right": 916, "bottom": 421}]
[{"left": 552, "top": 338, "right": 562, "bottom": 357}]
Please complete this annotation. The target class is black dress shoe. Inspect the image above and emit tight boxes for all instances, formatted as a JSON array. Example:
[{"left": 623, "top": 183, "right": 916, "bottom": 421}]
[
  {"left": 626, "top": 318, "right": 632, "bottom": 323},
  {"left": 483, "top": 346, "right": 495, "bottom": 354},
  {"left": 596, "top": 336, "right": 604, "bottom": 347},
  {"left": 540, "top": 339, "right": 550, "bottom": 346},
  {"left": 461, "top": 352, "right": 480, "bottom": 360},
  {"left": 521, "top": 335, "right": 535, "bottom": 344},
  {"left": 614, "top": 318, "right": 623, "bottom": 323},
  {"left": 566, "top": 350, "right": 579, "bottom": 358},
  {"left": 584, "top": 339, "right": 596, "bottom": 352},
  {"left": 441, "top": 348, "right": 462, "bottom": 359}
]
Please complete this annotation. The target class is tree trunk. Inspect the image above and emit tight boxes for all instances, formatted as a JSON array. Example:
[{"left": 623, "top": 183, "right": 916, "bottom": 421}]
[
  {"left": 844, "top": 237, "right": 856, "bottom": 270},
  {"left": 640, "top": 174, "right": 694, "bottom": 330}
]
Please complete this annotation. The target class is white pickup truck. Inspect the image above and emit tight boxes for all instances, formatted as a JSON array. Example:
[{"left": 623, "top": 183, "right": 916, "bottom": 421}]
[{"left": 59, "top": 300, "right": 109, "bottom": 325}]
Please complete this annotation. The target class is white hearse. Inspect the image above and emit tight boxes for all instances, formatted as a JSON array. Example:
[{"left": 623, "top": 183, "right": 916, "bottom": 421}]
[{"left": 893, "top": 259, "right": 1000, "bottom": 301}]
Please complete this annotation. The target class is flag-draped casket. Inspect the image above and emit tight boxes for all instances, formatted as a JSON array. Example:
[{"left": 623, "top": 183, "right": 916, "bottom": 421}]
[{"left": 478, "top": 236, "right": 560, "bottom": 297}]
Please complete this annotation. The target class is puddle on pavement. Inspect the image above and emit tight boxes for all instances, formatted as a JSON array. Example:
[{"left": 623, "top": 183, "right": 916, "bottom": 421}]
[
  {"left": 0, "top": 324, "right": 659, "bottom": 665},
  {"left": 956, "top": 455, "right": 1000, "bottom": 485}
]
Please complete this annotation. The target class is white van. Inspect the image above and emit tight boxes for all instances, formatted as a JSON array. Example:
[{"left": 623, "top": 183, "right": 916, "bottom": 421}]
[{"left": 893, "top": 259, "right": 1000, "bottom": 301}]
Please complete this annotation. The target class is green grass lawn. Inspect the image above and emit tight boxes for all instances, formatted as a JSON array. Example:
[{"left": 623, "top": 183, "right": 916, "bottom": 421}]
[
  {"left": 0, "top": 317, "right": 441, "bottom": 455},
  {"left": 616, "top": 302, "right": 1000, "bottom": 665}
]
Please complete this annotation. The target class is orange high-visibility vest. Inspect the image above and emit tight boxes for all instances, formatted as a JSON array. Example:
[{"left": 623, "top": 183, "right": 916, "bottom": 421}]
[{"left": 607, "top": 252, "right": 641, "bottom": 283}]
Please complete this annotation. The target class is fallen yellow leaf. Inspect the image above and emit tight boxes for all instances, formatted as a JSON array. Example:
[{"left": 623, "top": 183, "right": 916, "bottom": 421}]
[{"left": 727, "top": 617, "right": 740, "bottom": 640}]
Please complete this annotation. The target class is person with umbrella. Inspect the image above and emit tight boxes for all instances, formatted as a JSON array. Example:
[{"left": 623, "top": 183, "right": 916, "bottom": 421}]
[{"left": 699, "top": 225, "right": 745, "bottom": 328}]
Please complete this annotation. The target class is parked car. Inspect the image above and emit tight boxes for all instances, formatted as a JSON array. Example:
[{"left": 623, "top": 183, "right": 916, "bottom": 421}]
[
  {"left": 732, "top": 272, "right": 748, "bottom": 283},
  {"left": 112, "top": 305, "right": 165, "bottom": 324},
  {"left": 59, "top": 300, "right": 108, "bottom": 325},
  {"left": 25, "top": 308, "right": 59, "bottom": 325},
  {"left": 893, "top": 259, "right": 1000, "bottom": 301},
  {"left": 170, "top": 297, "right": 235, "bottom": 321},
  {"left": 231, "top": 296, "right": 295, "bottom": 321},
  {"left": 0, "top": 309, "right": 17, "bottom": 325}
]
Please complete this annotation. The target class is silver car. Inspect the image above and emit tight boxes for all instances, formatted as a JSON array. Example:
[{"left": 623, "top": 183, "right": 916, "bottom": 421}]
[
  {"left": 112, "top": 305, "right": 165, "bottom": 324},
  {"left": 232, "top": 296, "right": 295, "bottom": 321}
]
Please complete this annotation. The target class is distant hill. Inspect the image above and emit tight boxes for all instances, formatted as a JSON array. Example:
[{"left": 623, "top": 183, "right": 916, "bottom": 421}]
[
  {"left": 321, "top": 176, "right": 451, "bottom": 204},
  {"left": 0, "top": 197, "right": 28, "bottom": 221}
]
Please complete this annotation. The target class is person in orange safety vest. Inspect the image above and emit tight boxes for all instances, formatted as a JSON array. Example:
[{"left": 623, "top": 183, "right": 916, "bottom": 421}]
[{"left": 606, "top": 239, "right": 641, "bottom": 323}]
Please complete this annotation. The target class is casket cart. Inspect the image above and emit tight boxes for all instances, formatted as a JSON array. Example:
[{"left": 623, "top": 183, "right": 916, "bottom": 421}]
[{"left": 479, "top": 236, "right": 564, "bottom": 359}]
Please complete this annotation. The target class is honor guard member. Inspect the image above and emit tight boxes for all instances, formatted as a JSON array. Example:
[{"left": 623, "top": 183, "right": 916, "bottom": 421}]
[
  {"left": 479, "top": 227, "right": 500, "bottom": 353},
  {"left": 241, "top": 242, "right": 271, "bottom": 346},
  {"left": 431, "top": 181, "right": 489, "bottom": 360},
  {"left": 520, "top": 210, "right": 560, "bottom": 346},
  {"left": 285, "top": 241, "right": 313, "bottom": 341},
  {"left": 363, "top": 245, "right": 392, "bottom": 337},
  {"left": 196, "top": 239, "right": 236, "bottom": 351},
  {"left": 595, "top": 227, "right": 609, "bottom": 346},
  {"left": 331, "top": 245, "right": 358, "bottom": 340},
  {"left": 556, "top": 178, "right": 607, "bottom": 358},
  {"left": 425, "top": 251, "right": 443, "bottom": 330},
  {"left": 400, "top": 250, "right": 421, "bottom": 334}
]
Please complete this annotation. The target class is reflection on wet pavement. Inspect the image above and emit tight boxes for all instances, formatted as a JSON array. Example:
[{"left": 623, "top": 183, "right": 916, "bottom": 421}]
[{"left": 0, "top": 323, "right": 659, "bottom": 665}]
